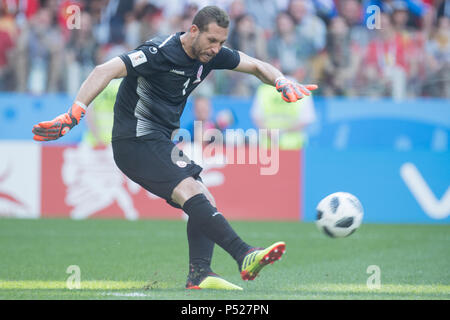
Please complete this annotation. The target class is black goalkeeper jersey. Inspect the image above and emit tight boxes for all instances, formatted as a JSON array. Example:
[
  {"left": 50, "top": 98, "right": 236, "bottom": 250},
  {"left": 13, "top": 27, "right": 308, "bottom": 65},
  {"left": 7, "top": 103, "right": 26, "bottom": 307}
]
[{"left": 112, "top": 32, "right": 241, "bottom": 141}]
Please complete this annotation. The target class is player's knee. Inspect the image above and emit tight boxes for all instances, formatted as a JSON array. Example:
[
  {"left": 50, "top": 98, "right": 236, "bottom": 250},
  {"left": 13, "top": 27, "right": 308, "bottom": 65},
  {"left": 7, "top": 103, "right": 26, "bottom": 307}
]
[
  {"left": 182, "top": 193, "right": 218, "bottom": 225},
  {"left": 171, "top": 177, "right": 204, "bottom": 207}
]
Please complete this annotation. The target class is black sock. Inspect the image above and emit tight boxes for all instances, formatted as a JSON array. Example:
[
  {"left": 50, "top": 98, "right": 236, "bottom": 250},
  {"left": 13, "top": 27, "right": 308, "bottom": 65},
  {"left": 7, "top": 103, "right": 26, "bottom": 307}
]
[
  {"left": 187, "top": 214, "right": 214, "bottom": 268},
  {"left": 183, "top": 194, "right": 251, "bottom": 264}
]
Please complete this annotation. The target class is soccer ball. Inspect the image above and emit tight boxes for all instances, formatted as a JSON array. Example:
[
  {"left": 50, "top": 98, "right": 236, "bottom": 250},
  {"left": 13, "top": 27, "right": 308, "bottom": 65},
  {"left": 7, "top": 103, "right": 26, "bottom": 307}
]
[{"left": 315, "top": 192, "right": 363, "bottom": 238}]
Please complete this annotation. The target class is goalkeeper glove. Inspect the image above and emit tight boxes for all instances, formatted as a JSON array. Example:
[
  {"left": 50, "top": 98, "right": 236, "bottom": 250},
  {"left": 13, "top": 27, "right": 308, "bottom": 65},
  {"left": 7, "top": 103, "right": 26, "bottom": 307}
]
[
  {"left": 32, "top": 102, "right": 86, "bottom": 141},
  {"left": 275, "top": 77, "right": 318, "bottom": 102}
]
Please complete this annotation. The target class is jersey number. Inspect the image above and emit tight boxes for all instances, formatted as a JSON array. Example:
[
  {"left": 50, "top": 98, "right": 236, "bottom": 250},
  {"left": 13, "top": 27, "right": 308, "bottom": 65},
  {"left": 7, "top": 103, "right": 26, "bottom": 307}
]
[{"left": 182, "top": 78, "right": 190, "bottom": 96}]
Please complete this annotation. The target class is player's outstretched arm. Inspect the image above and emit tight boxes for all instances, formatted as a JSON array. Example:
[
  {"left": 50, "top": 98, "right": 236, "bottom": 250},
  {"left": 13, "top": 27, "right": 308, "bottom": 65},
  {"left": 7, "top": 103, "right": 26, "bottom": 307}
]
[
  {"left": 233, "top": 51, "right": 318, "bottom": 102},
  {"left": 32, "top": 57, "right": 127, "bottom": 141}
]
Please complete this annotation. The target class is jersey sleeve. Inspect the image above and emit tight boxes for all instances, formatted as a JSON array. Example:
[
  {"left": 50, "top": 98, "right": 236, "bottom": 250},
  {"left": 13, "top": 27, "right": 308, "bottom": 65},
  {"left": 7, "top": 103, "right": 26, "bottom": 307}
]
[
  {"left": 119, "top": 44, "right": 160, "bottom": 77},
  {"left": 209, "top": 46, "right": 241, "bottom": 70}
]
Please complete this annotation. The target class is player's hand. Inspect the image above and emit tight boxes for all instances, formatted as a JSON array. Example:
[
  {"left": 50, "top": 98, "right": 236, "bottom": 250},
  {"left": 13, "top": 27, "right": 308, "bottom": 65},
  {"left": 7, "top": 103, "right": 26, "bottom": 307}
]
[
  {"left": 32, "top": 102, "right": 86, "bottom": 141},
  {"left": 275, "top": 78, "right": 318, "bottom": 103}
]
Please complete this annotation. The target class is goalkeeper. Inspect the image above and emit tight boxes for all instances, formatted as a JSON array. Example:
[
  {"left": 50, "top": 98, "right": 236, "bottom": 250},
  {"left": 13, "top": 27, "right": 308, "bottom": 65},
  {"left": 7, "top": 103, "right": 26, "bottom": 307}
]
[{"left": 32, "top": 6, "right": 317, "bottom": 290}]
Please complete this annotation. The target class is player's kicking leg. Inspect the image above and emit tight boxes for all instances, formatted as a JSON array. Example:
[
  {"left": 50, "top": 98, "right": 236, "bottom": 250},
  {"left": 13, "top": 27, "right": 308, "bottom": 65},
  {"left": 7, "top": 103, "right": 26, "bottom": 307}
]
[
  {"left": 172, "top": 178, "right": 242, "bottom": 290},
  {"left": 183, "top": 180, "right": 242, "bottom": 290},
  {"left": 173, "top": 177, "right": 286, "bottom": 288}
]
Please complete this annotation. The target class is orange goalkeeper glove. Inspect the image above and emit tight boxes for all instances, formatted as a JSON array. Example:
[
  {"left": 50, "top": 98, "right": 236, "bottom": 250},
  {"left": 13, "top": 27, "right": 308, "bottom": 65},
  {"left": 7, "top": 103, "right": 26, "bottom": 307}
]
[
  {"left": 32, "top": 102, "right": 86, "bottom": 141},
  {"left": 275, "top": 77, "right": 318, "bottom": 102}
]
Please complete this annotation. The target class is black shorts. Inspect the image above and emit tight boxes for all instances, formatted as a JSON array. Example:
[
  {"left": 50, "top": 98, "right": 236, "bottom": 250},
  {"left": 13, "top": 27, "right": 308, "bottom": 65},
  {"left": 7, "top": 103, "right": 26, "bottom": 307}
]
[{"left": 112, "top": 131, "right": 203, "bottom": 209}]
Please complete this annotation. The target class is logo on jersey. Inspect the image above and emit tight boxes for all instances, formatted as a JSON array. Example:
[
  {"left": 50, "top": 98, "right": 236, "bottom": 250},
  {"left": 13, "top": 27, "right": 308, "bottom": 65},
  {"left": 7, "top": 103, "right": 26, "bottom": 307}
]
[
  {"left": 128, "top": 50, "right": 147, "bottom": 68},
  {"left": 193, "top": 65, "right": 203, "bottom": 84},
  {"left": 170, "top": 69, "right": 185, "bottom": 75},
  {"left": 149, "top": 46, "right": 158, "bottom": 54}
]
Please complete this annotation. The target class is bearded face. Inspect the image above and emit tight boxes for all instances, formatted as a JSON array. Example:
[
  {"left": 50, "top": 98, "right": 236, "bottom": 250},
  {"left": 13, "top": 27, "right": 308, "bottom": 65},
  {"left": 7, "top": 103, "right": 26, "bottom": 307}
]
[{"left": 190, "top": 23, "right": 228, "bottom": 63}]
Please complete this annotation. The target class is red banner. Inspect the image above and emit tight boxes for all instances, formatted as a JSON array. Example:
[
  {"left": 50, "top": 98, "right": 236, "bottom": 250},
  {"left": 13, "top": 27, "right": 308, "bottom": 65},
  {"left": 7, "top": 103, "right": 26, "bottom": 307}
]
[{"left": 41, "top": 144, "right": 302, "bottom": 220}]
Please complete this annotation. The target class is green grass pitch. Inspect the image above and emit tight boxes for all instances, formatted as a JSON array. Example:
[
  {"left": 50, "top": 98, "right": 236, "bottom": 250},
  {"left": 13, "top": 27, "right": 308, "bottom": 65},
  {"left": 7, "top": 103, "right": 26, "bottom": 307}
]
[{"left": 0, "top": 218, "right": 449, "bottom": 300}]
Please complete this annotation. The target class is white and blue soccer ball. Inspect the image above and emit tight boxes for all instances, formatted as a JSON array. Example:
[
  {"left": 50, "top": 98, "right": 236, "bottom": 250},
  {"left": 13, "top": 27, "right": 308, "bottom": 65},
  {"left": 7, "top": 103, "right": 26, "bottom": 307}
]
[{"left": 315, "top": 192, "right": 364, "bottom": 238}]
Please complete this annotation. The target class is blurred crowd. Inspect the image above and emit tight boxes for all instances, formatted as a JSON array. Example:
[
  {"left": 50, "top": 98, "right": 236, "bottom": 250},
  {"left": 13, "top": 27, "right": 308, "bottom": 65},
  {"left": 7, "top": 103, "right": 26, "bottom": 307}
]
[{"left": 0, "top": 0, "right": 449, "bottom": 99}]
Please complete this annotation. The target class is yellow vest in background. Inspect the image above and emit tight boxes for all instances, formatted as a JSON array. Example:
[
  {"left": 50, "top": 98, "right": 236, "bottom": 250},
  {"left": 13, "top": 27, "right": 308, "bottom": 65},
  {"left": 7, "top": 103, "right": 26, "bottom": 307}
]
[
  {"left": 256, "top": 84, "right": 307, "bottom": 150},
  {"left": 83, "top": 79, "right": 121, "bottom": 146}
]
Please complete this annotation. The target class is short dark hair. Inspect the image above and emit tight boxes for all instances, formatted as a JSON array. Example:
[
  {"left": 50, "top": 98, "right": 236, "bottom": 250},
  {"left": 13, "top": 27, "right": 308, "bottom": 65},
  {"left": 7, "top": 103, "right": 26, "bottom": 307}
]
[{"left": 192, "top": 6, "right": 230, "bottom": 32}]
